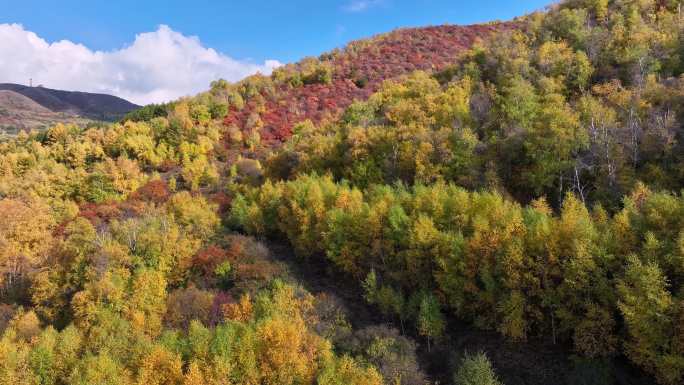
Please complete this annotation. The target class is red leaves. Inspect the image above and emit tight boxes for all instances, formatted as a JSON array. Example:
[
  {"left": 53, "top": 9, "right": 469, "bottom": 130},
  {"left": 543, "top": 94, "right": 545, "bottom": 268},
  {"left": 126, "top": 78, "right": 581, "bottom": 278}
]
[
  {"left": 192, "top": 245, "right": 229, "bottom": 275},
  {"left": 77, "top": 179, "right": 171, "bottom": 226},
  {"left": 130, "top": 179, "right": 170, "bottom": 204},
  {"left": 79, "top": 202, "right": 122, "bottom": 226},
  {"left": 223, "top": 23, "right": 514, "bottom": 147},
  {"left": 209, "top": 191, "right": 232, "bottom": 214}
]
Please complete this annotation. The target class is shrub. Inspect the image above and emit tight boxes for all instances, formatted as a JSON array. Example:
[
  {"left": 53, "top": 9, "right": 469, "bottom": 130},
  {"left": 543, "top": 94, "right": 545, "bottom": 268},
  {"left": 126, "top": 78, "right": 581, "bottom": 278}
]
[
  {"left": 453, "top": 352, "right": 502, "bottom": 385},
  {"left": 165, "top": 286, "right": 215, "bottom": 329},
  {"left": 340, "top": 325, "right": 425, "bottom": 385}
]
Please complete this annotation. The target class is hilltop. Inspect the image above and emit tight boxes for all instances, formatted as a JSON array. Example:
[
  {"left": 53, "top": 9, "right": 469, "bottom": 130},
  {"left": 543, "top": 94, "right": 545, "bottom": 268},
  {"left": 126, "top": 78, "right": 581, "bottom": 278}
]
[
  {"left": 216, "top": 22, "right": 514, "bottom": 144},
  {"left": 0, "top": 90, "right": 92, "bottom": 134},
  {"left": 0, "top": 83, "right": 139, "bottom": 132}
]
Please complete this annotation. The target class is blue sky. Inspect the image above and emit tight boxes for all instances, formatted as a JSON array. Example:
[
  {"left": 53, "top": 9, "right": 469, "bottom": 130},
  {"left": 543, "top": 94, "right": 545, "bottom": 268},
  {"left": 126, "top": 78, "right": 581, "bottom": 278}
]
[
  {"left": 2, "top": 0, "right": 550, "bottom": 63},
  {"left": 0, "top": 0, "right": 551, "bottom": 104}
]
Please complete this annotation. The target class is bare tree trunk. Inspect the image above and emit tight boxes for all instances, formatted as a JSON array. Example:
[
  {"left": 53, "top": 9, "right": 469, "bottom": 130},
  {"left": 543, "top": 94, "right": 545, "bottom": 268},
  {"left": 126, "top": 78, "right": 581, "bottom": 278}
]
[
  {"left": 391, "top": 145, "right": 398, "bottom": 182},
  {"left": 574, "top": 165, "right": 586, "bottom": 204},
  {"left": 602, "top": 120, "right": 616, "bottom": 188},
  {"left": 558, "top": 173, "right": 564, "bottom": 206},
  {"left": 629, "top": 107, "right": 640, "bottom": 169}
]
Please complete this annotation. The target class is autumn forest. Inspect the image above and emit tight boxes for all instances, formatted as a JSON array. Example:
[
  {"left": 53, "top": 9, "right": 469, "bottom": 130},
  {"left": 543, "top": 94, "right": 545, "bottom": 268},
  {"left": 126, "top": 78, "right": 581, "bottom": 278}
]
[{"left": 2, "top": 1, "right": 684, "bottom": 384}]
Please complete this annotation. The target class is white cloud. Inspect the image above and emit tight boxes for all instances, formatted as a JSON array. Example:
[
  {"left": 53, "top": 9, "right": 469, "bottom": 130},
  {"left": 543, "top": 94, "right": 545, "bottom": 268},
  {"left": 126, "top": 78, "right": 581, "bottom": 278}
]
[
  {"left": 0, "top": 24, "right": 282, "bottom": 105},
  {"left": 343, "top": 0, "right": 384, "bottom": 12}
]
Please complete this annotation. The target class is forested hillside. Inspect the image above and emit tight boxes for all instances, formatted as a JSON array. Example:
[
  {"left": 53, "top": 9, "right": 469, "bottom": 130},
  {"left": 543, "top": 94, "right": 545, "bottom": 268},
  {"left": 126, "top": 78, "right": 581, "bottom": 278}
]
[
  {"left": 1, "top": 1, "right": 684, "bottom": 384},
  {"left": 223, "top": 23, "right": 512, "bottom": 143}
]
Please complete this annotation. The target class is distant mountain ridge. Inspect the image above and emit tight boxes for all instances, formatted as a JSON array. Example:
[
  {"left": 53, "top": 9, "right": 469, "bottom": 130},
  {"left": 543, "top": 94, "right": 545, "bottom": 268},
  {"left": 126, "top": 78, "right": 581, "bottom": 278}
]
[
  {"left": 0, "top": 90, "right": 91, "bottom": 134},
  {"left": 0, "top": 83, "right": 139, "bottom": 126}
]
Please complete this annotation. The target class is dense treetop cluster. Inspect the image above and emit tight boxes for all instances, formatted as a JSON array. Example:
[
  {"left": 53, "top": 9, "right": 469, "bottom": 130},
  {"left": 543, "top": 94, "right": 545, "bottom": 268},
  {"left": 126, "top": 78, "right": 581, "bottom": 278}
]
[{"left": 1, "top": 1, "right": 684, "bottom": 384}]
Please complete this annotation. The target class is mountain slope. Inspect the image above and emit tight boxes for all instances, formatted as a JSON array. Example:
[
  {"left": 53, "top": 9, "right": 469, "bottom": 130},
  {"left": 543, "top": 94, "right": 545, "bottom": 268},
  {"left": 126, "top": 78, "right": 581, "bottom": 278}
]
[
  {"left": 0, "top": 90, "right": 91, "bottom": 134},
  {"left": 2, "top": 2, "right": 684, "bottom": 384},
  {"left": 220, "top": 22, "right": 514, "bottom": 144},
  {"left": 0, "top": 83, "right": 140, "bottom": 123}
]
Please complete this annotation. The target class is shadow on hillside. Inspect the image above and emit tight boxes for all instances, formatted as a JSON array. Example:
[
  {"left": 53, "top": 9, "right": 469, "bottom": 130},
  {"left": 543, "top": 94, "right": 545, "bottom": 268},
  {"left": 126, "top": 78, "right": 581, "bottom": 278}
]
[{"left": 264, "top": 240, "right": 656, "bottom": 385}]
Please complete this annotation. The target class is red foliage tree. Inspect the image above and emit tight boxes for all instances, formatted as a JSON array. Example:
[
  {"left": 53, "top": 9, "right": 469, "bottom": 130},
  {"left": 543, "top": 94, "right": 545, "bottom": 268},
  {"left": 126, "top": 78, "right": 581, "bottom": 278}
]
[{"left": 222, "top": 23, "right": 515, "bottom": 146}]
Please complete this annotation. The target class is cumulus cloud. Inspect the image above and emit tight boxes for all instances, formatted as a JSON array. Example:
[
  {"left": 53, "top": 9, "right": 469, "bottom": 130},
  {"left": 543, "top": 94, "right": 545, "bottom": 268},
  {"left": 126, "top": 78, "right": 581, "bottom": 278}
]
[
  {"left": 0, "top": 23, "right": 282, "bottom": 105},
  {"left": 343, "top": 0, "right": 384, "bottom": 12}
]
